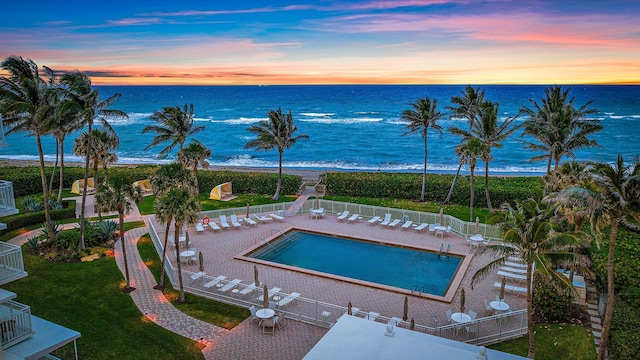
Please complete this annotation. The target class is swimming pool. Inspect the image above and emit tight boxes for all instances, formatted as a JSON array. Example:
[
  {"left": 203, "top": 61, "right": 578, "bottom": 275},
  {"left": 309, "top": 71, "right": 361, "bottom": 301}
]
[{"left": 248, "top": 230, "right": 462, "bottom": 296}]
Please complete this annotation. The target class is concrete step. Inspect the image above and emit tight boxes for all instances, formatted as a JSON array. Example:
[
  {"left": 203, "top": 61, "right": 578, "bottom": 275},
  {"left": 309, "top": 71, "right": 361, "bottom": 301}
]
[
  {"left": 588, "top": 309, "right": 600, "bottom": 316},
  {"left": 592, "top": 323, "right": 603, "bottom": 331},
  {"left": 592, "top": 330, "right": 602, "bottom": 338},
  {"left": 587, "top": 286, "right": 597, "bottom": 292},
  {"left": 587, "top": 303, "right": 598, "bottom": 310},
  {"left": 595, "top": 339, "right": 601, "bottom": 346},
  {"left": 591, "top": 316, "right": 602, "bottom": 325}
]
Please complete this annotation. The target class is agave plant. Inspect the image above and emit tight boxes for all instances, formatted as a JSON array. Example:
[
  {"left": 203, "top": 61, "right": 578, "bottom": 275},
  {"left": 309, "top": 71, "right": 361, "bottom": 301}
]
[
  {"left": 22, "top": 196, "right": 43, "bottom": 213},
  {"left": 93, "top": 220, "right": 118, "bottom": 244},
  {"left": 48, "top": 198, "right": 63, "bottom": 210},
  {"left": 39, "top": 221, "right": 62, "bottom": 242},
  {"left": 26, "top": 236, "right": 41, "bottom": 249}
]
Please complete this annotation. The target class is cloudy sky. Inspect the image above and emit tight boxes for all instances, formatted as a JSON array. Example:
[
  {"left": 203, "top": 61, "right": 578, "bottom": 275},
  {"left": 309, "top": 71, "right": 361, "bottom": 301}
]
[{"left": 1, "top": 0, "right": 638, "bottom": 85}]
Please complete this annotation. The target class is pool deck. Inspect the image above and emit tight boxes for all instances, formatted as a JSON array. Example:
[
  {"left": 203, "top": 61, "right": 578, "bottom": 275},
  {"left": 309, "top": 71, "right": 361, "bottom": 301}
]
[{"left": 152, "top": 211, "right": 525, "bottom": 334}]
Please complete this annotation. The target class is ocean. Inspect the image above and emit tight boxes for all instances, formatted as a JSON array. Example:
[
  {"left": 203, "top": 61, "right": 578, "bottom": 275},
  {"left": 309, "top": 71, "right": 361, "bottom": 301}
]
[{"left": 1, "top": 85, "right": 639, "bottom": 175}]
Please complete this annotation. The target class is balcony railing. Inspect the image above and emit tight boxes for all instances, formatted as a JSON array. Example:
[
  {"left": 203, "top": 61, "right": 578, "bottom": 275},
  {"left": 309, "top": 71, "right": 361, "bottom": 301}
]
[
  {"left": 0, "top": 180, "right": 18, "bottom": 218},
  {"left": 1, "top": 300, "right": 34, "bottom": 349},
  {"left": 0, "top": 242, "right": 28, "bottom": 286}
]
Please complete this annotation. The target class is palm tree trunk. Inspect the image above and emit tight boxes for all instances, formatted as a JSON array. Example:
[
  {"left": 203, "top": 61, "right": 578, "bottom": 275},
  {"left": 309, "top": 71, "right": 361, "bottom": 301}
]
[
  {"left": 273, "top": 150, "right": 283, "bottom": 201},
  {"left": 546, "top": 153, "right": 552, "bottom": 175},
  {"left": 175, "top": 222, "right": 186, "bottom": 302},
  {"left": 49, "top": 139, "right": 58, "bottom": 197},
  {"left": 469, "top": 163, "right": 475, "bottom": 222},
  {"left": 484, "top": 161, "right": 493, "bottom": 211},
  {"left": 58, "top": 138, "right": 65, "bottom": 204},
  {"left": 526, "top": 263, "right": 535, "bottom": 358},
  {"left": 36, "top": 130, "right": 56, "bottom": 242},
  {"left": 598, "top": 222, "right": 617, "bottom": 360},
  {"left": 420, "top": 135, "right": 427, "bottom": 202},
  {"left": 444, "top": 162, "right": 463, "bottom": 204},
  {"left": 157, "top": 219, "right": 172, "bottom": 289},
  {"left": 94, "top": 163, "right": 102, "bottom": 221},
  {"left": 119, "top": 211, "right": 132, "bottom": 290},
  {"left": 193, "top": 167, "right": 201, "bottom": 209},
  {"left": 79, "top": 122, "right": 93, "bottom": 250}
]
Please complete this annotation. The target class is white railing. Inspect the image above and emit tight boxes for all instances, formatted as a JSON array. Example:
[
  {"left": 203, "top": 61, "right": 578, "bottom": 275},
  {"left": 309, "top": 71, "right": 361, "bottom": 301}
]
[
  {"left": 0, "top": 180, "right": 18, "bottom": 218},
  {"left": 201, "top": 202, "right": 296, "bottom": 220},
  {"left": 1, "top": 300, "right": 33, "bottom": 348},
  {"left": 0, "top": 242, "right": 27, "bottom": 286}
]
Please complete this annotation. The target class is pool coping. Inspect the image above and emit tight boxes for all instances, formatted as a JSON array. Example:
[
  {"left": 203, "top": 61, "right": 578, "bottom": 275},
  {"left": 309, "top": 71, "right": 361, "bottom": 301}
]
[{"left": 234, "top": 224, "right": 472, "bottom": 303}]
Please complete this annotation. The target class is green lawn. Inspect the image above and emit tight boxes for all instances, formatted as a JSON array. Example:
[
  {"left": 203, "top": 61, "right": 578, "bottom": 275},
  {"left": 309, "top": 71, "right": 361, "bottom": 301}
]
[
  {"left": 3, "top": 249, "right": 205, "bottom": 360},
  {"left": 137, "top": 234, "right": 249, "bottom": 328},
  {"left": 489, "top": 324, "right": 596, "bottom": 359}
]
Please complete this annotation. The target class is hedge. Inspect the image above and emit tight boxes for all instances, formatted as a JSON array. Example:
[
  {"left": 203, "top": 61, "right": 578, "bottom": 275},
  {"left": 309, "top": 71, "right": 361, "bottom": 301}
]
[
  {"left": 610, "top": 297, "right": 640, "bottom": 359},
  {"left": 0, "top": 200, "right": 76, "bottom": 232},
  {"left": 323, "top": 172, "right": 543, "bottom": 206}
]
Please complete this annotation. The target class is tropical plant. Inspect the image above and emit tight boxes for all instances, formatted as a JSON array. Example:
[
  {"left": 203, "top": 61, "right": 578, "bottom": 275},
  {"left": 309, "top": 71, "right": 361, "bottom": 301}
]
[
  {"left": 447, "top": 85, "right": 485, "bottom": 131},
  {"left": 0, "top": 56, "right": 57, "bottom": 242},
  {"left": 177, "top": 141, "right": 211, "bottom": 208},
  {"left": 142, "top": 104, "right": 204, "bottom": 159},
  {"left": 401, "top": 97, "right": 443, "bottom": 202},
  {"left": 456, "top": 139, "right": 485, "bottom": 221},
  {"left": 245, "top": 108, "right": 309, "bottom": 200},
  {"left": 95, "top": 174, "right": 143, "bottom": 292},
  {"left": 22, "top": 196, "right": 44, "bottom": 213},
  {"left": 552, "top": 155, "right": 640, "bottom": 359},
  {"left": 472, "top": 197, "right": 583, "bottom": 358},
  {"left": 542, "top": 160, "right": 589, "bottom": 193},
  {"left": 449, "top": 101, "right": 518, "bottom": 211},
  {"left": 61, "top": 70, "right": 126, "bottom": 249},
  {"left": 26, "top": 236, "right": 41, "bottom": 249},
  {"left": 93, "top": 220, "right": 118, "bottom": 243},
  {"left": 73, "top": 128, "right": 118, "bottom": 186},
  {"left": 520, "top": 86, "right": 601, "bottom": 175}
]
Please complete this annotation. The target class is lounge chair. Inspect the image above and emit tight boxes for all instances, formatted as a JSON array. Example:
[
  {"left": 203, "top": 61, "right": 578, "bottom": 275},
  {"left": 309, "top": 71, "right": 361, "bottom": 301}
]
[
  {"left": 219, "top": 279, "right": 242, "bottom": 293},
  {"left": 494, "top": 281, "right": 526, "bottom": 293},
  {"left": 239, "top": 282, "right": 258, "bottom": 296},
  {"left": 497, "top": 270, "right": 526, "bottom": 282},
  {"left": 414, "top": 223, "right": 428, "bottom": 232},
  {"left": 230, "top": 214, "right": 242, "bottom": 229},
  {"left": 251, "top": 214, "right": 273, "bottom": 223},
  {"left": 401, "top": 220, "right": 413, "bottom": 230},
  {"left": 209, "top": 222, "right": 221, "bottom": 231},
  {"left": 337, "top": 211, "right": 349, "bottom": 221},
  {"left": 387, "top": 219, "right": 401, "bottom": 228},
  {"left": 504, "top": 261, "right": 526, "bottom": 268},
  {"left": 190, "top": 271, "right": 206, "bottom": 281},
  {"left": 347, "top": 214, "right": 359, "bottom": 223},
  {"left": 277, "top": 292, "right": 301, "bottom": 308},
  {"left": 257, "top": 287, "right": 282, "bottom": 302},
  {"left": 367, "top": 216, "right": 381, "bottom": 225},
  {"left": 203, "top": 275, "right": 227, "bottom": 289},
  {"left": 270, "top": 213, "right": 285, "bottom": 221},
  {"left": 244, "top": 217, "right": 257, "bottom": 226},
  {"left": 499, "top": 266, "right": 527, "bottom": 274},
  {"left": 219, "top": 215, "right": 231, "bottom": 229},
  {"left": 379, "top": 214, "right": 392, "bottom": 226},
  {"left": 195, "top": 222, "right": 205, "bottom": 233}
]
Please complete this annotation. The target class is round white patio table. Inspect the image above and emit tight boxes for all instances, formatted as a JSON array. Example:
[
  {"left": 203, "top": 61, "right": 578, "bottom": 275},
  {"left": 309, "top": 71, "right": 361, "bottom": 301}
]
[
  {"left": 434, "top": 225, "right": 447, "bottom": 232},
  {"left": 451, "top": 312, "right": 471, "bottom": 324},
  {"left": 179, "top": 250, "right": 195, "bottom": 264},
  {"left": 470, "top": 234, "right": 484, "bottom": 242},
  {"left": 490, "top": 301, "right": 510, "bottom": 313},
  {"left": 256, "top": 308, "right": 275, "bottom": 320}
]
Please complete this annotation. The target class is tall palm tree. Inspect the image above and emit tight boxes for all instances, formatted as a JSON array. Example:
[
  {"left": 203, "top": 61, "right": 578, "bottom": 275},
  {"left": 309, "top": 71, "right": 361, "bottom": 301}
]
[
  {"left": 177, "top": 141, "right": 211, "bottom": 208},
  {"left": 47, "top": 95, "right": 81, "bottom": 203},
  {"left": 447, "top": 85, "right": 485, "bottom": 132},
  {"left": 0, "top": 56, "right": 57, "bottom": 241},
  {"left": 150, "top": 163, "right": 195, "bottom": 290},
  {"left": 472, "top": 198, "right": 582, "bottom": 358},
  {"left": 245, "top": 108, "right": 309, "bottom": 200},
  {"left": 61, "top": 71, "right": 126, "bottom": 250},
  {"left": 553, "top": 155, "right": 640, "bottom": 359},
  {"left": 401, "top": 97, "right": 443, "bottom": 202},
  {"left": 449, "top": 101, "right": 518, "bottom": 211},
  {"left": 444, "top": 141, "right": 472, "bottom": 204},
  {"left": 95, "top": 174, "right": 142, "bottom": 293},
  {"left": 142, "top": 104, "right": 204, "bottom": 159},
  {"left": 159, "top": 188, "right": 198, "bottom": 302},
  {"left": 520, "top": 86, "right": 601, "bottom": 175},
  {"left": 457, "top": 138, "right": 485, "bottom": 221},
  {"left": 73, "top": 129, "right": 117, "bottom": 188}
]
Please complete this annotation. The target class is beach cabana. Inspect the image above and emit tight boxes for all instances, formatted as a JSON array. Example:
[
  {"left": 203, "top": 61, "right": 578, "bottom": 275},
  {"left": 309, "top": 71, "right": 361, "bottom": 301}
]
[
  {"left": 133, "top": 179, "right": 153, "bottom": 196},
  {"left": 71, "top": 178, "right": 96, "bottom": 195},
  {"left": 209, "top": 182, "right": 232, "bottom": 200}
]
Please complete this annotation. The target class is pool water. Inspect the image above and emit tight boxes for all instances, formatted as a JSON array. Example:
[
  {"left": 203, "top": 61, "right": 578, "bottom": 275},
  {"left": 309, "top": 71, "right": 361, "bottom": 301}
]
[{"left": 250, "top": 230, "right": 461, "bottom": 296}]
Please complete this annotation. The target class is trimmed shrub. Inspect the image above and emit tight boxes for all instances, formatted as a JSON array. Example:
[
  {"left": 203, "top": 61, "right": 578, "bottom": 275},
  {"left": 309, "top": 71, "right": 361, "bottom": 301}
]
[
  {"left": 533, "top": 272, "right": 574, "bottom": 322},
  {"left": 0, "top": 200, "right": 75, "bottom": 232}
]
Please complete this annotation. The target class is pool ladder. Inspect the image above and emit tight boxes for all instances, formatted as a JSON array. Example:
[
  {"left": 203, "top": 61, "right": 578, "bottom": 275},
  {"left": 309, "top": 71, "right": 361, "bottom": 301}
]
[
  {"left": 411, "top": 284, "right": 425, "bottom": 296},
  {"left": 438, "top": 243, "right": 451, "bottom": 260}
]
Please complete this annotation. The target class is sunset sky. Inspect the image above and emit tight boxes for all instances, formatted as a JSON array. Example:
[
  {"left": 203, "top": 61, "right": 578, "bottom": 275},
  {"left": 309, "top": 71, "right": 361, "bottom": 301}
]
[{"left": 1, "top": 0, "right": 638, "bottom": 85}]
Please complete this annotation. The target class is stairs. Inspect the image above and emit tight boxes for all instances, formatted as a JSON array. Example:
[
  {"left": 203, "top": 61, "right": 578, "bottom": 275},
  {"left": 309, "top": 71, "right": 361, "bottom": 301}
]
[{"left": 586, "top": 283, "right": 606, "bottom": 358}]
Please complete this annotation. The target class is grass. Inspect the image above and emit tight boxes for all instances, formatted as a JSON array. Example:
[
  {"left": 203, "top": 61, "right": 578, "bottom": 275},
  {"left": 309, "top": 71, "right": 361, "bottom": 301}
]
[
  {"left": 138, "top": 193, "right": 299, "bottom": 215},
  {"left": 2, "top": 249, "right": 205, "bottom": 360},
  {"left": 488, "top": 324, "right": 596, "bottom": 359},
  {"left": 137, "top": 234, "right": 249, "bottom": 328},
  {"left": 323, "top": 195, "right": 493, "bottom": 223}
]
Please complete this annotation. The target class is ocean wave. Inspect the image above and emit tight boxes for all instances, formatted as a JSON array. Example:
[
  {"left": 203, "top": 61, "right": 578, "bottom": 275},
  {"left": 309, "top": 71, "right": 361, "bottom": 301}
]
[
  {"left": 209, "top": 117, "right": 267, "bottom": 124},
  {"left": 110, "top": 112, "right": 153, "bottom": 126},
  {"left": 299, "top": 112, "right": 335, "bottom": 117},
  {"left": 609, "top": 115, "right": 625, "bottom": 119},
  {"left": 193, "top": 117, "right": 211, "bottom": 122},
  {"left": 299, "top": 117, "right": 383, "bottom": 124},
  {"left": 354, "top": 111, "right": 380, "bottom": 115}
]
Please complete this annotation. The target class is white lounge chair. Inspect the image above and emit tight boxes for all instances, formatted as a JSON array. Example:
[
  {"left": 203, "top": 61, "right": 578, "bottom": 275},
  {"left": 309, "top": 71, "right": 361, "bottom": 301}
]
[
  {"left": 244, "top": 217, "right": 257, "bottom": 226},
  {"left": 401, "top": 220, "right": 413, "bottom": 230},
  {"left": 203, "top": 275, "right": 227, "bottom": 289},
  {"left": 499, "top": 266, "right": 527, "bottom": 274},
  {"left": 368, "top": 216, "right": 381, "bottom": 225},
  {"left": 219, "top": 215, "right": 231, "bottom": 229},
  {"left": 337, "top": 211, "right": 349, "bottom": 221},
  {"left": 257, "top": 287, "right": 282, "bottom": 302},
  {"left": 239, "top": 282, "right": 258, "bottom": 296},
  {"left": 277, "top": 292, "right": 301, "bottom": 308},
  {"left": 497, "top": 271, "right": 527, "bottom": 282},
  {"left": 504, "top": 261, "right": 526, "bottom": 268},
  {"left": 270, "top": 213, "right": 285, "bottom": 221},
  {"left": 190, "top": 271, "right": 206, "bottom": 281},
  {"left": 209, "top": 222, "right": 221, "bottom": 231},
  {"left": 494, "top": 281, "right": 526, "bottom": 293},
  {"left": 387, "top": 219, "right": 401, "bottom": 228},
  {"left": 414, "top": 223, "right": 428, "bottom": 232},
  {"left": 195, "top": 222, "right": 205, "bottom": 233},
  {"left": 251, "top": 213, "right": 273, "bottom": 223},
  {"left": 347, "top": 214, "right": 359, "bottom": 223},
  {"left": 230, "top": 214, "right": 242, "bottom": 229},
  {"left": 219, "top": 279, "right": 242, "bottom": 293},
  {"left": 380, "top": 214, "right": 392, "bottom": 226}
]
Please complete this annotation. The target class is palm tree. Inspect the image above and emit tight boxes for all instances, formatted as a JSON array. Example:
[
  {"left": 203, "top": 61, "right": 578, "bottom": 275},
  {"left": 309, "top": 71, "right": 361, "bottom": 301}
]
[
  {"left": 245, "top": 108, "right": 309, "bottom": 200},
  {"left": 0, "top": 56, "right": 57, "bottom": 241},
  {"left": 47, "top": 95, "right": 81, "bottom": 203},
  {"left": 159, "top": 188, "right": 198, "bottom": 302},
  {"left": 457, "top": 138, "right": 485, "bottom": 221},
  {"left": 447, "top": 85, "right": 485, "bottom": 132},
  {"left": 401, "top": 97, "right": 443, "bottom": 202},
  {"left": 95, "top": 174, "right": 142, "bottom": 293},
  {"left": 444, "top": 142, "right": 472, "bottom": 204},
  {"left": 142, "top": 104, "right": 204, "bottom": 159},
  {"left": 150, "top": 163, "right": 195, "bottom": 290},
  {"left": 472, "top": 198, "right": 582, "bottom": 358},
  {"left": 553, "top": 155, "right": 640, "bottom": 359},
  {"left": 520, "top": 86, "right": 601, "bottom": 175},
  {"left": 177, "top": 141, "right": 211, "bottom": 208},
  {"left": 61, "top": 71, "right": 126, "bottom": 250},
  {"left": 73, "top": 129, "right": 118, "bottom": 187},
  {"left": 449, "top": 101, "right": 518, "bottom": 211}
]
